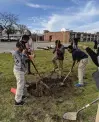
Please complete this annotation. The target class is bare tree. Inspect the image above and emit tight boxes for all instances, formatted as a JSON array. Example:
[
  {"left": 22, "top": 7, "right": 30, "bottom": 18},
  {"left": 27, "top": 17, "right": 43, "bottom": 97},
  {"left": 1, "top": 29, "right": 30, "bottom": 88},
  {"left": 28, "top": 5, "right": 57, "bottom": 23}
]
[
  {"left": 18, "top": 24, "right": 27, "bottom": 35},
  {"left": 0, "top": 12, "right": 18, "bottom": 40}
]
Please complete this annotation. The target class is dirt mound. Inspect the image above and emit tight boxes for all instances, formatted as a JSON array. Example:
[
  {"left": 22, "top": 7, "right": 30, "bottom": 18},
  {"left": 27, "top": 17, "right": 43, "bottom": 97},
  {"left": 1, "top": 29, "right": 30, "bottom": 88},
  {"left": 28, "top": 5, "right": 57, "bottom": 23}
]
[
  {"left": 24, "top": 74, "right": 81, "bottom": 122},
  {"left": 27, "top": 75, "right": 76, "bottom": 97}
]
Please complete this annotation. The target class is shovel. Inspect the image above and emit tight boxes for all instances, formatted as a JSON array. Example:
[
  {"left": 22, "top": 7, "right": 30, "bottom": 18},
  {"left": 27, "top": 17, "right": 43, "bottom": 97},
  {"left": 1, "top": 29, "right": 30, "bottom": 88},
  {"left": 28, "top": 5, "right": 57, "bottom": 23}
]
[
  {"left": 60, "top": 70, "right": 72, "bottom": 86},
  {"left": 26, "top": 53, "right": 50, "bottom": 90},
  {"left": 30, "top": 60, "right": 50, "bottom": 90},
  {"left": 60, "top": 62, "right": 78, "bottom": 86},
  {"left": 63, "top": 98, "right": 99, "bottom": 121}
]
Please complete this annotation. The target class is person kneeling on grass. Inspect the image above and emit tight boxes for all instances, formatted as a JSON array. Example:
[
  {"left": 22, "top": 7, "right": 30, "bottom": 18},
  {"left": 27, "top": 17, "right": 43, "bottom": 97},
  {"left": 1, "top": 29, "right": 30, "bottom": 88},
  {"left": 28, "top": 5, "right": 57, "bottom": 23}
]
[
  {"left": 67, "top": 45, "right": 88, "bottom": 87},
  {"left": 52, "top": 40, "right": 65, "bottom": 79},
  {"left": 13, "top": 42, "right": 29, "bottom": 105}
]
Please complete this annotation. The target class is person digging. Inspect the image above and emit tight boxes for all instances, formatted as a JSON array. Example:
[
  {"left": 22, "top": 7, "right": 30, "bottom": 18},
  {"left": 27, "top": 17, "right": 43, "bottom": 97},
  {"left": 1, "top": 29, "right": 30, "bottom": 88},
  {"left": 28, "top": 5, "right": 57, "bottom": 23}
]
[
  {"left": 52, "top": 40, "right": 65, "bottom": 79},
  {"left": 25, "top": 32, "right": 35, "bottom": 75},
  {"left": 19, "top": 35, "right": 35, "bottom": 75},
  {"left": 67, "top": 45, "right": 88, "bottom": 87},
  {"left": 12, "top": 42, "right": 30, "bottom": 105},
  {"left": 19, "top": 35, "right": 50, "bottom": 96}
]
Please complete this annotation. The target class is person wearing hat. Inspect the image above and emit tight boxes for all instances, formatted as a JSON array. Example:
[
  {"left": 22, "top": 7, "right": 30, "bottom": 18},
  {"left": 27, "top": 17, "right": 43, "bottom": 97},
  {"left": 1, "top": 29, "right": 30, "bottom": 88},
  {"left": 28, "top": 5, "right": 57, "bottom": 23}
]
[
  {"left": 52, "top": 40, "right": 65, "bottom": 78},
  {"left": 19, "top": 35, "right": 30, "bottom": 49},
  {"left": 67, "top": 45, "right": 88, "bottom": 87}
]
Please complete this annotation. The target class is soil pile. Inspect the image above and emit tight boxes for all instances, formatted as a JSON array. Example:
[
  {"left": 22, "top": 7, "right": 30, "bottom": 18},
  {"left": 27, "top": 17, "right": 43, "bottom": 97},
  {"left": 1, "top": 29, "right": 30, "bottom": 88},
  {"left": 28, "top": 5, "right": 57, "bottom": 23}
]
[{"left": 27, "top": 73, "right": 77, "bottom": 97}]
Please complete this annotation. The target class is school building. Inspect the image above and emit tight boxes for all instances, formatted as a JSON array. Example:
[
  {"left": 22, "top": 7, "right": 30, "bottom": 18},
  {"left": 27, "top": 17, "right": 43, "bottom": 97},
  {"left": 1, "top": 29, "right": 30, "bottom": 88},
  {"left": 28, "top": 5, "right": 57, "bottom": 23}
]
[{"left": 44, "top": 30, "right": 99, "bottom": 43}]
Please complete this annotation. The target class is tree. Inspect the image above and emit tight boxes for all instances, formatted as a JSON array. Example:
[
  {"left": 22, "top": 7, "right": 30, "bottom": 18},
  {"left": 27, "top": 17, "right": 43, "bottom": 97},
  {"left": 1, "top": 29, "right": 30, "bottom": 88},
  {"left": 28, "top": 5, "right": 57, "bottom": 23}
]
[
  {"left": 6, "top": 25, "right": 16, "bottom": 40},
  {"left": 18, "top": 24, "right": 27, "bottom": 34},
  {"left": 0, "top": 12, "right": 18, "bottom": 40}
]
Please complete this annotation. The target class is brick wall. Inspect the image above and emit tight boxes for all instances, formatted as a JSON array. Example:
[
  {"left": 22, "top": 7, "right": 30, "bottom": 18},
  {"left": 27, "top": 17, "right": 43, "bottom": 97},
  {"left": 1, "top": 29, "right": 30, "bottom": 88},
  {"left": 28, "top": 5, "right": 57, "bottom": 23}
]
[{"left": 44, "top": 31, "right": 70, "bottom": 43}]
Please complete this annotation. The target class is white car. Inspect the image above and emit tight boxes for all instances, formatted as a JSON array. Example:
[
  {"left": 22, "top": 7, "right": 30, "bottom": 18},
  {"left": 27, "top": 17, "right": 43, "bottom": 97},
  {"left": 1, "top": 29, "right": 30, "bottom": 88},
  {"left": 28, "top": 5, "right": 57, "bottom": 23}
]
[{"left": 10, "top": 37, "right": 17, "bottom": 40}]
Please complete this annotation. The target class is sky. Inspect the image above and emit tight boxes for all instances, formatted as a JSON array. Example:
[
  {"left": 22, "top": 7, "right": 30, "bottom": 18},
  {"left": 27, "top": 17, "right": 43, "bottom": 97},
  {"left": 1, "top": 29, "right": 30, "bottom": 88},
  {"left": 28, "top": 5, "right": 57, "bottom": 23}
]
[{"left": 0, "top": 0, "right": 99, "bottom": 33}]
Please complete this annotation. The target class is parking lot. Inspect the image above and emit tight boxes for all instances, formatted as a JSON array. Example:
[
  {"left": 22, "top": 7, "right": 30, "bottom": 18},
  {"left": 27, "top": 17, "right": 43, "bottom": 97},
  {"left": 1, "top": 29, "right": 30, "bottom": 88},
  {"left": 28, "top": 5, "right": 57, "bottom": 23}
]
[{"left": 0, "top": 42, "right": 55, "bottom": 53}]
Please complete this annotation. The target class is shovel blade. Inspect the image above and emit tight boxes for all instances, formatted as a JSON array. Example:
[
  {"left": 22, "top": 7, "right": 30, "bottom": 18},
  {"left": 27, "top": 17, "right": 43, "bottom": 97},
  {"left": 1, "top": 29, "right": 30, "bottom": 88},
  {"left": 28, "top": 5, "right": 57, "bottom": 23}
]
[{"left": 63, "top": 112, "right": 77, "bottom": 120}]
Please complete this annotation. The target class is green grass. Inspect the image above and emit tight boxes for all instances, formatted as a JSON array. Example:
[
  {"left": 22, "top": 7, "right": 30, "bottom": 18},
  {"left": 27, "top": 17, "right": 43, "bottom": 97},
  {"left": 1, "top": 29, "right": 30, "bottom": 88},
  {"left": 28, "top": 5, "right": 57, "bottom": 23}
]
[{"left": 0, "top": 42, "right": 99, "bottom": 122}]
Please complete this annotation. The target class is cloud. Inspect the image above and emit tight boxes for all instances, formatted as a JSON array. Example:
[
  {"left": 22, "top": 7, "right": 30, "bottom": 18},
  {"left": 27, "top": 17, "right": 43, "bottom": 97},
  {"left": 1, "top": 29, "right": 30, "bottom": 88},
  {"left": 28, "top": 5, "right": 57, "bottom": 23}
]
[
  {"left": 26, "top": 2, "right": 63, "bottom": 10},
  {"left": 27, "top": 0, "right": 99, "bottom": 33},
  {"left": 39, "top": 0, "right": 99, "bottom": 33},
  {"left": 75, "top": 21, "right": 99, "bottom": 33},
  {"left": 26, "top": 3, "right": 43, "bottom": 8},
  {"left": 71, "top": 0, "right": 80, "bottom": 4}
]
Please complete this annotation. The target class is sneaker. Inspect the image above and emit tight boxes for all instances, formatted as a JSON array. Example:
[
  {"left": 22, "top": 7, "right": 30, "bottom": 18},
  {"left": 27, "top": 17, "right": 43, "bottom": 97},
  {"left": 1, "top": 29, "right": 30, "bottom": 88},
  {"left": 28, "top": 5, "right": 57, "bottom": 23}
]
[
  {"left": 52, "top": 67, "right": 58, "bottom": 72},
  {"left": 15, "top": 101, "right": 24, "bottom": 106},
  {"left": 75, "top": 83, "right": 84, "bottom": 87},
  {"left": 22, "top": 95, "right": 27, "bottom": 100}
]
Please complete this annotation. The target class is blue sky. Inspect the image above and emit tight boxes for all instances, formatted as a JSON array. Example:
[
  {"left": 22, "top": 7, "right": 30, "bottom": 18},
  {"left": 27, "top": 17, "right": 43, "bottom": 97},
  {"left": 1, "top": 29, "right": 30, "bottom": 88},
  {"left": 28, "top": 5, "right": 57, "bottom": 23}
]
[{"left": 0, "top": 0, "right": 99, "bottom": 33}]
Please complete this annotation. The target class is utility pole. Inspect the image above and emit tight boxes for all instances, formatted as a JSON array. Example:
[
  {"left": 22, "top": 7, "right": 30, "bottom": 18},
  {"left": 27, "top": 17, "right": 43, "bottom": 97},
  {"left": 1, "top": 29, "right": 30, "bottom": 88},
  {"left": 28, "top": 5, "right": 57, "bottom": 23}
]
[
  {"left": 36, "top": 30, "right": 38, "bottom": 42},
  {"left": 36, "top": 30, "right": 40, "bottom": 42}
]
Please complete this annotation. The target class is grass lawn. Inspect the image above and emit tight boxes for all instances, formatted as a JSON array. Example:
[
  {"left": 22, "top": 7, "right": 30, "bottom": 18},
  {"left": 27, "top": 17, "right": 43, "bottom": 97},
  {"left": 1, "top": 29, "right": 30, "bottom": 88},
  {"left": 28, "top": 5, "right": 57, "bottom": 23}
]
[{"left": 0, "top": 42, "right": 99, "bottom": 122}]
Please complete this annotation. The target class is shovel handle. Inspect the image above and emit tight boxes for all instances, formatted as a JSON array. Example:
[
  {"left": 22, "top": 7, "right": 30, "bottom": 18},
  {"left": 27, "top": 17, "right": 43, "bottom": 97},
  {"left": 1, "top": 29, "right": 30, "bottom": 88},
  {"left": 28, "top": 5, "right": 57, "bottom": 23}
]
[
  {"left": 30, "top": 60, "right": 41, "bottom": 77},
  {"left": 63, "top": 70, "right": 71, "bottom": 83},
  {"left": 78, "top": 98, "right": 99, "bottom": 113},
  {"left": 26, "top": 52, "right": 41, "bottom": 77},
  {"left": 62, "top": 63, "right": 76, "bottom": 83},
  {"left": 30, "top": 59, "right": 50, "bottom": 90}
]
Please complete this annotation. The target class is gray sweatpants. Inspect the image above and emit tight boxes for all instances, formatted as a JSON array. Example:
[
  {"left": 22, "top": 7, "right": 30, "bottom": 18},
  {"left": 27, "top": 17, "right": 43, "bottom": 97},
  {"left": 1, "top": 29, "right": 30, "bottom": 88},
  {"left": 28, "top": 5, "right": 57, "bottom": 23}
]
[
  {"left": 13, "top": 69, "right": 26, "bottom": 103},
  {"left": 52, "top": 56, "right": 63, "bottom": 78}
]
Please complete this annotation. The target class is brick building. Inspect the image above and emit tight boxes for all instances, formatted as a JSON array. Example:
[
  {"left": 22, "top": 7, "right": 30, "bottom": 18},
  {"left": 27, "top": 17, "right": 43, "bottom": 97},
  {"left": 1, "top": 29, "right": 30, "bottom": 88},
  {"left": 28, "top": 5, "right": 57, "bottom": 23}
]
[
  {"left": 44, "top": 30, "right": 99, "bottom": 43},
  {"left": 44, "top": 31, "right": 70, "bottom": 43}
]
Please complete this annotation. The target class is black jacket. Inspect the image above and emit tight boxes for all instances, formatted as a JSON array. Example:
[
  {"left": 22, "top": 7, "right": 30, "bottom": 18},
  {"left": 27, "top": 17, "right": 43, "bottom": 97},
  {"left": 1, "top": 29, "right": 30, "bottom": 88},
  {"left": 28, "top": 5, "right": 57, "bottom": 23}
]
[{"left": 86, "top": 47, "right": 99, "bottom": 67}]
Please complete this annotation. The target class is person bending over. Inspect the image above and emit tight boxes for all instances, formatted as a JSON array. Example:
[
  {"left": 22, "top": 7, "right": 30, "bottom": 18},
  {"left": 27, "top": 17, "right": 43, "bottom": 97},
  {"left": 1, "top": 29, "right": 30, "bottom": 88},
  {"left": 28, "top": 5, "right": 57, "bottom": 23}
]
[{"left": 67, "top": 45, "right": 88, "bottom": 87}]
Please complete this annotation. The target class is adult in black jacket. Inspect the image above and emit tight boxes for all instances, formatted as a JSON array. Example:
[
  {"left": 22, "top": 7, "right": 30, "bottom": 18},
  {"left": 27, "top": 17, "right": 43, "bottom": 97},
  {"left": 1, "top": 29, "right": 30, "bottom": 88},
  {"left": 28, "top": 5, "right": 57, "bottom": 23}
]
[{"left": 83, "top": 45, "right": 99, "bottom": 122}]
